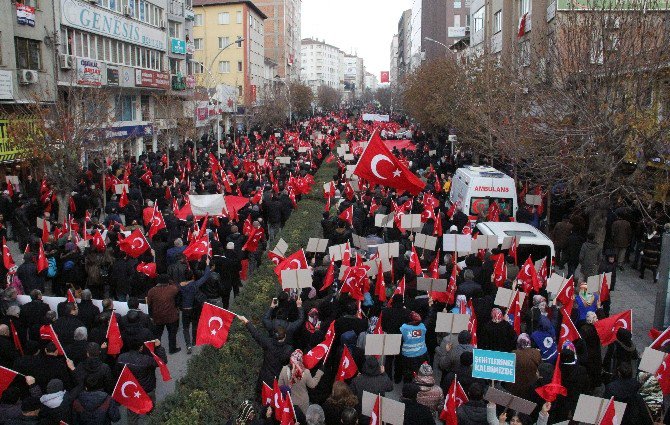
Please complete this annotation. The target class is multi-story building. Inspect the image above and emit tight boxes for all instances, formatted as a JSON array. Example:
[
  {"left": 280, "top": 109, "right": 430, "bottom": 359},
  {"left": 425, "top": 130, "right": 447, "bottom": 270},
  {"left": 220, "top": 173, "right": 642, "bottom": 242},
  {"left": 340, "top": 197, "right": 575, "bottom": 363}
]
[
  {"left": 343, "top": 54, "right": 364, "bottom": 99},
  {"left": 397, "top": 9, "right": 411, "bottom": 82},
  {"left": 300, "top": 38, "right": 342, "bottom": 94},
  {"left": 390, "top": 34, "right": 399, "bottom": 85},
  {"left": 254, "top": 0, "right": 300, "bottom": 81},
  {"left": 192, "top": 0, "right": 267, "bottom": 109},
  {"left": 446, "top": 0, "right": 471, "bottom": 49},
  {"left": 408, "top": 0, "right": 423, "bottom": 72},
  {"left": 364, "top": 71, "right": 378, "bottom": 92}
]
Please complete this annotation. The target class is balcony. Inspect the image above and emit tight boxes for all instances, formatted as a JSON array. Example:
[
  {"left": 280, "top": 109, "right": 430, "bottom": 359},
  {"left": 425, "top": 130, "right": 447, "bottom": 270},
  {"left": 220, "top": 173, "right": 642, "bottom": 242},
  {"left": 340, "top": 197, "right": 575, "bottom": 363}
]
[{"left": 171, "top": 74, "right": 186, "bottom": 91}]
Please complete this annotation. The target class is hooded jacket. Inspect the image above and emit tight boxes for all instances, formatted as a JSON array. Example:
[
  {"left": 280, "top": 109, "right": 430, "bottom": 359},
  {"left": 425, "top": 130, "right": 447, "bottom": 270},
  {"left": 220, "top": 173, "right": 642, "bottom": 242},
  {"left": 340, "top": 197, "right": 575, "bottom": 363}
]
[
  {"left": 74, "top": 357, "right": 115, "bottom": 394},
  {"left": 456, "top": 400, "right": 488, "bottom": 425},
  {"left": 72, "top": 390, "right": 120, "bottom": 425},
  {"left": 40, "top": 390, "right": 74, "bottom": 425},
  {"left": 350, "top": 357, "right": 394, "bottom": 402}
]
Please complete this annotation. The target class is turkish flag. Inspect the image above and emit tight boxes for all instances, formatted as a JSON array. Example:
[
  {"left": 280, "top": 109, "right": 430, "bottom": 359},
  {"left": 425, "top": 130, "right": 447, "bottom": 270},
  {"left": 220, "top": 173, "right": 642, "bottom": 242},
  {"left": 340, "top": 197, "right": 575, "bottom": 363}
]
[
  {"left": 322, "top": 260, "right": 335, "bottom": 290},
  {"left": 433, "top": 213, "right": 443, "bottom": 236},
  {"left": 0, "top": 366, "right": 19, "bottom": 398},
  {"left": 9, "top": 320, "right": 23, "bottom": 355},
  {"left": 656, "top": 355, "right": 670, "bottom": 395},
  {"left": 118, "top": 229, "right": 150, "bottom": 258},
  {"left": 516, "top": 256, "right": 540, "bottom": 292},
  {"left": 40, "top": 324, "right": 66, "bottom": 356},
  {"left": 119, "top": 186, "right": 129, "bottom": 208},
  {"left": 342, "top": 242, "right": 351, "bottom": 267},
  {"left": 344, "top": 182, "right": 355, "bottom": 201},
  {"left": 242, "top": 227, "right": 264, "bottom": 252},
  {"left": 37, "top": 241, "right": 49, "bottom": 273},
  {"left": 428, "top": 250, "right": 440, "bottom": 279},
  {"left": 493, "top": 255, "right": 507, "bottom": 288},
  {"left": 388, "top": 276, "right": 406, "bottom": 306},
  {"left": 183, "top": 234, "right": 210, "bottom": 261},
  {"left": 41, "top": 222, "right": 50, "bottom": 244},
  {"left": 140, "top": 170, "right": 153, "bottom": 186},
  {"left": 468, "top": 300, "right": 478, "bottom": 347},
  {"left": 509, "top": 237, "right": 518, "bottom": 265},
  {"left": 559, "top": 307, "right": 581, "bottom": 349},
  {"left": 336, "top": 346, "right": 358, "bottom": 381},
  {"left": 243, "top": 215, "right": 253, "bottom": 236},
  {"left": 3, "top": 237, "right": 15, "bottom": 269},
  {"left": 339, "top": 205, "right": 353, "bottom": 226},
  {"left": 106, "top": 313, "right": 123, "bottom": 355},
  {"left": 353, "top": 130, "right": 425, "bottom": 195},
  {"left": 409, "top": 245, "right": 422, "bottom": 276},
  {"left": 274, "top": 249, "right": 308, "bottom": 280},
  {"left": 375, "top": 263, "right": 387, "bottom": 302},
  {"left": 595, "top": 309, "right": 632, "bottom": 346},
  {"left": 112, "top": 365, "right": 153, "bottom": 414},
  {"left": 651, "top": 327, "right": 670, "bottom": 350},
  {"left": 279, "top": 392, "right": 297, "bottom": 425},
  {"left": 556, "top": 276, "right": 575, "bottom": 314},
  {"left": 136, "top": 262, "right": 157, "bottom": 278},
  {"left": 598, "top": 397, "right": 617, "bottom": 425},
  {"left": 261, "top": 381, "right": 273, "bottom": 406},
  {"left": 508, "top": 290, "right": 521, "bottom": 335},
  {"left": 370, "top": 394, "right": 381, "bottom": 425},
  {"left": 535, "top": 352, "right": 567, "bottom": 402},
  {"left": 267, "top": 251, "right": 285, "bottom": 266},
  {"left": 324, "top": 195, "right": 331, "bottom": 213},
  {"left": 439, "top": 376, "right": 469, "bottom": 424},
  {"left": 67, "top": 289, "right": 76, "bottom": 303},
  {"left": 420, "top": 207, "right": 435, "bottom": 223},
  {"left": 88, "top": 230, "right": 105, "bottom": 252},
  {"left": 144, "top": 341, "right": 171, "bottom": 382},
  {"left": 69, "top": 196, "right": 77, "bottom": 213},
  {"left": 380, "top": 71, "right": 389, "bottom": 83},
  {"left": 196, "top": 303, "right": 235, "bottom": 349},
  {"left": 303, "top": 321, "right": 336, "bottom": 369},
  {"left": 148, "top": 209, "right": 166, "bottom": 239},
  {"left": 599, "top": 273, "right": 611, "bottom": 303}
]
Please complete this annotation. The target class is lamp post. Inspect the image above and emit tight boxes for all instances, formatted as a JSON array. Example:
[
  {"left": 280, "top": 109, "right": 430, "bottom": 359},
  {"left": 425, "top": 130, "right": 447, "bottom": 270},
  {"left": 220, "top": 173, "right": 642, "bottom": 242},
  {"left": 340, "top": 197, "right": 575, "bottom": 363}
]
[
  {"left": 274, "top": 75, "right": 292, "bottom": 124},
  {"left": 424, "top": 36, "right": 451, "bottom": 51}
]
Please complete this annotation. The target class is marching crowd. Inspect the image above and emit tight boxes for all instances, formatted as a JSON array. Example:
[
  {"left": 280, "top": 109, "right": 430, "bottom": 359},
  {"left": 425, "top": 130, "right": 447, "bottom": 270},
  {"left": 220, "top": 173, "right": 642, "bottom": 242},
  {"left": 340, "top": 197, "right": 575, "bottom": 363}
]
[{"left": 0, "top": 111, "right": 668, "bottom": 425}]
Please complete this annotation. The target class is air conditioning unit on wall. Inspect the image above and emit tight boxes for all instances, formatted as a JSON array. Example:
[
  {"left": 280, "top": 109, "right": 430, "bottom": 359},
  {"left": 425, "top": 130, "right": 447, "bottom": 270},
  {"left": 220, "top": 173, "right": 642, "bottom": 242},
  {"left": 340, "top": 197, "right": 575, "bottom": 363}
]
[
  {"left": 18, "top": 70, "right": 38, "bottom": 84},
  {"left": 59, "top": 54, "right": 75, "bottom": 70}
]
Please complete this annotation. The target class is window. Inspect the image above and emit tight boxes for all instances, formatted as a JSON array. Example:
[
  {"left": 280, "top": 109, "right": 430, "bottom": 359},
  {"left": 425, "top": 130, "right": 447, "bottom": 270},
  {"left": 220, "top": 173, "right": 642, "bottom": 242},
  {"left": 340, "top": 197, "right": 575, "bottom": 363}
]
[
  {"left": 237, "top": 61, "right": 243, "bottom": 71},
  {"left": 237, "top": 85, "right": 243, "bottom": 96},
  {"left": 473, "top": 7, "right": 485, "bottom": 32},
  {"left": 236, "top": 37, "right": 243, "bottom": 48},
  {"left": 218, "top": 12, "right": 230, "bottom": 24},
  {"left": 193, "top": 38, "right": 203, "bottom": 50},
  {"left": 218, "top": 61, "right": 230, "bottom": 73},
  {"left": 169, "top": 58, "right": 181, "bottom": 74},
  {"left": 115, "top": 95, "right": 137, "bottom": 122},
  {"left": 218, "top": 36, "right": 230, "bottom": 49},
  {"left": 168, "top": 21, "right": 181, "bottom": 38},
  {"left": 454, "top": 0, "right": 462, "bottom": 7},
  {"left": 193, "top": 62, "right": 204, "bottom": 74},
  {"left": 140, "top": 95, "right": 151, "bottom": 121},
  {"left": 194, "top": 14, "right": 203, "bottom": 26},
  {"left": 520, "top": 0, "right": 530, "bottom": 15},
  {"left": 236, "top": 11, "right": 243, "bottom": 24},
  {"left": 21, "top": 0, "right": 39, "bottom": 7},
  {"left": 493, "top": 10, "right": 502, "bottom": 33},
  {"left": 15, "top": 37, "right": 41, "bottom": 70},
  {"left": 454, "top": 15, "right": 461, "bottom": 27}
]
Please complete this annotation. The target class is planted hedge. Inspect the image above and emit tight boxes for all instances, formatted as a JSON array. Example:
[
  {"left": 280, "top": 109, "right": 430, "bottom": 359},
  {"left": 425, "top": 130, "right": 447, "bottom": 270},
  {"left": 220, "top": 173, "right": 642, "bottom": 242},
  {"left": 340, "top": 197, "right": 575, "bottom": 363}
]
[{"left": 151, "top": 160, "right": 336, "bottom": 424}]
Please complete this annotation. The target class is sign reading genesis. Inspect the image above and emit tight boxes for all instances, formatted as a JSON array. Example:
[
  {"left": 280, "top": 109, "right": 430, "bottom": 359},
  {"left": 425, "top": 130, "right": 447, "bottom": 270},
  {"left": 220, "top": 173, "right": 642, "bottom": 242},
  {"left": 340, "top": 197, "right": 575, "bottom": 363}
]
[{"left": 61, "top": 0, "right": 166, "bottom": 50}]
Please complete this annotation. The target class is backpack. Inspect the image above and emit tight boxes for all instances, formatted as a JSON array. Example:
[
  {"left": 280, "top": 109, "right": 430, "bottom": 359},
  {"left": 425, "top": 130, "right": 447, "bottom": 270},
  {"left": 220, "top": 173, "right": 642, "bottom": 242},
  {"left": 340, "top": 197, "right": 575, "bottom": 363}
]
[{"left": 47, "top": 257, "right": 57, "bottom": 278}]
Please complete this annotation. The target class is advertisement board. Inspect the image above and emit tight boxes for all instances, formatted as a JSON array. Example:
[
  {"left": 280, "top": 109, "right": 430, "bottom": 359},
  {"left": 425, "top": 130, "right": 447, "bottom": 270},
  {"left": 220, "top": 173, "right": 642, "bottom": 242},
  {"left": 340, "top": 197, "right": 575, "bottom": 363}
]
[
  {"left": 171, "top": 38, "right": 186, "bottom": 54},
  {"left": 16, "top": 3, "right": 36, "bottom": 27},
  {"left": 135, "top": 69, "right": 170, "bottom": 89},
  {"left": 0, "top": 71, "right": 14, "bottom": 100},
  {"left": 76, "top": 58, "right": 102, "bottom": 86}
]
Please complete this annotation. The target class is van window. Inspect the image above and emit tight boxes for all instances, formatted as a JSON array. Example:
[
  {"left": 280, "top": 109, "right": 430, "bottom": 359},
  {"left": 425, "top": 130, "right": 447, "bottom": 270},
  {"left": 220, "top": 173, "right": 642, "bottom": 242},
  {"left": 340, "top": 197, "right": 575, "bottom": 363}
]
[
  {"left": 517, "top": 245, "right": 552, "bottom": 265},
  {"left": 469, "top": 197, "right": 514, "bottom": 216},
  {"left": 503, "top": 230, "right": 538, "bottom": 238}
]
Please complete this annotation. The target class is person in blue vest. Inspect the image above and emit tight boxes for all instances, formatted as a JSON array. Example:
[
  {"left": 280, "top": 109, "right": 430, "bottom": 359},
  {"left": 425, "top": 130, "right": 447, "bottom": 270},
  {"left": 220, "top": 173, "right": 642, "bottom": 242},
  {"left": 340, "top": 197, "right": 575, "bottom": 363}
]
[
  {"left": 400, "top": 311, "right": 428, "bottom": 383},
  {"left": 575, "top": 280, "right": 599, "bottom": 326},
  {"left": 530, "top": 315, "right": 558, "bottom": 364}
]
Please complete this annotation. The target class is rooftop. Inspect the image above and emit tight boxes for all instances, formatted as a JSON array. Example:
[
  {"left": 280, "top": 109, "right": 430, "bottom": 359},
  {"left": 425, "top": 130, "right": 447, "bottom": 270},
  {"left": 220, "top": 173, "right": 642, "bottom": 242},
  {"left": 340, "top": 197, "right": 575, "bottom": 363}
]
[{"left": 192, "top": 0, "right": 268, "bottom": 19}]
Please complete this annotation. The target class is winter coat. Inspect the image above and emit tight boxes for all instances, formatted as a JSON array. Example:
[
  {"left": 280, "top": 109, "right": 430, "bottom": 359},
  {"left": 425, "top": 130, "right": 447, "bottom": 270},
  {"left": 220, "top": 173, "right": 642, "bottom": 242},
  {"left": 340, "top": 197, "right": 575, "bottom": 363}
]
[
  {"left": 479, "top": 320, "right": 516, "bottom": 353},
  {"left": 603, "top": 378, "right": 653, "bottom": 425},
  {"left": 278, "top": 365, "right": 323, "bottom": 414},
  {"left": 146, "top": 284, "right": 180, "bottom": 324},
  {"left": 71, "top": 390, "right": 120, "bottom": 425},
  {"left": 579, "top": 241, "right": 600, "bottom": 279},
  {"left": 246, "top": 322, "right": 293, "bottom": 386},
  {"left": 52, "top": 315, "right": 84, "bottom": 346},
  {"left": 552, "top": 220, "right": 573, "bottom": 249},
  {"left": 74, "top": 357, "right": 115, "bottom": 394},
  {"left": 641, "top": 232, "right": 662, "bottom": 269},
  {"left": 116, "top": 347, "right": 167, "bottom": 393},
  {"left": 564, "top": 233, "right": 584, "bottom": 267},
  {"left": 349, "top": 357, "right": 394, "bottom": 402},
  {"left": 380, "top": 305, "right": 412, "bottom": 334},
  {"left": 552, "top": 363, "right": 589, "bottom": 422},
  {"left": 611, "top": 219, "right": 633, "bottom": 249},
  {"left": 40, "top": 390, "right": 74, "bottom": 425},
  {"left": 17, "top": 262, "right": 44, "bottom": 294},
  {"left": 456, "top": 400, "right": 488, "bottom": 425},
  {"left": 603, "top": 339, "right": 638, "bottom": 375},
  {"left": 76, "top": 300, "right": 100, "bottom": 331},
  {"left": 437, "top": 337, "right": 473, "bottom": 377},
  {"left": 415, "top": 375, "right": 444, "bottom": 412},
  {"left": 579, "top": 322, "right": 602, "bottom": 388},
  {"left": 505, "top": 348, "right": 541, "bottom": 399},
  {"left": 403, "top": 399, "right": 436, "bottom": 424}
]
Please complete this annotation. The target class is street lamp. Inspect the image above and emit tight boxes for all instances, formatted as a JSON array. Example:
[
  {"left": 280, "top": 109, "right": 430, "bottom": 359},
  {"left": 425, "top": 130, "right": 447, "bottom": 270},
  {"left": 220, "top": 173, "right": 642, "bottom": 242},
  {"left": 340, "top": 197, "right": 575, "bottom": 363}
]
[
  {"left": 424, "top": 37, "right": 452, "bottom": 52},
  {"left": 274, "top": 74, "right": 292, "bottom": 123}
]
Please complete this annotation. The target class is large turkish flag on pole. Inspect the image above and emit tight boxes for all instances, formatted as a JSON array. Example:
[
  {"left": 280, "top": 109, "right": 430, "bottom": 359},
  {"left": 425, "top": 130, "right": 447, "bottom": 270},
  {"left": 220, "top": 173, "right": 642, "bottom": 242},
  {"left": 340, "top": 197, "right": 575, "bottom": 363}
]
[{"left": 353, "top": 130, "right": 425, "bottom": 195}]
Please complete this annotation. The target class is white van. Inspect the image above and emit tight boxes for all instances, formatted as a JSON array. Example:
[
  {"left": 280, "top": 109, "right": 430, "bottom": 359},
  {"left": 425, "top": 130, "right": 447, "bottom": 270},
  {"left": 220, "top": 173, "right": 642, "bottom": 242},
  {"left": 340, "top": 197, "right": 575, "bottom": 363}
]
[
  {"left": 476, "top": 221, "right": 555, "bottom": 267},
  {"left": 449, "top": 166, "right": 517, "bottom": 219}
]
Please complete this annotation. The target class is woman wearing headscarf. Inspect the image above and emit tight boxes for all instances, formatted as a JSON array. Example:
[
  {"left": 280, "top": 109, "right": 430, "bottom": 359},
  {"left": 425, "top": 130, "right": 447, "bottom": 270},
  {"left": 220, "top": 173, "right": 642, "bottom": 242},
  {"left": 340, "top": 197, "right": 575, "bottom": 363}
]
[
  {"left": 579, "top": 311, "right": 602, "bottom": 390},
  {"left": 225, "top": 400, "right": 266, "bottom": 425},
  {"left": 505, "top": 333, "right": 541, "bottom": 399},
  {"left": 450, "top": 295, "right": 471, "bottom": 314},
  {"left": 278, "top": 349, "right": 324, "bottom": 414},
  {"left": 479, "top": 308, "right": 517, "bottom": 353},
  {"left": 574, "top": 281, "right": 599, "bottom": 326},
  {"left": 530, "top": 315, "right": 558, "bottom": 364}
]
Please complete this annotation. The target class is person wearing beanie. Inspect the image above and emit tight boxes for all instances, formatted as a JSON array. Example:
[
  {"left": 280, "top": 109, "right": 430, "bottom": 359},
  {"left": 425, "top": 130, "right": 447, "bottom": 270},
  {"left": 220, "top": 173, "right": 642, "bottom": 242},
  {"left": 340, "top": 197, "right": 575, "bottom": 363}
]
[
  {"left": 350, "top": 356, "right": 394, "bottom": 404},
  {"left": 414, "top": 362, "right": 444, "bottom": 413},
  {"left": 399, "top": 311, "right": 428, "bottom": 383},
  {"left": 456, "top": 382, "right": 487, "bottom": 425},
  {"left": 74, "top": 342, "right": 115, "bottom": 394},
  {"left": 146, "top": 274, "right": 181, "bottom": 354},
  {"left": 39, "top": 378, "right": 75, "bottom": 424},
  {"left": 71, "top": 374, "right": 120, "bottom": 425},
  {"left": 505, "top": 333, "right": 541, "bottom": 400},
  {"left": 400, "top": 382, "right": 435, "bottom": 425}
]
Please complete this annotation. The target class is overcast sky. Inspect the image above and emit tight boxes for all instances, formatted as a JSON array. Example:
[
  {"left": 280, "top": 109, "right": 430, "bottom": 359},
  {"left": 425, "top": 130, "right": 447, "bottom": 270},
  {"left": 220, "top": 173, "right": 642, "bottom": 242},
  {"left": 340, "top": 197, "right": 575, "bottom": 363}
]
[{"left": 301, "top": 0, "right": 413, "bottom": 78}]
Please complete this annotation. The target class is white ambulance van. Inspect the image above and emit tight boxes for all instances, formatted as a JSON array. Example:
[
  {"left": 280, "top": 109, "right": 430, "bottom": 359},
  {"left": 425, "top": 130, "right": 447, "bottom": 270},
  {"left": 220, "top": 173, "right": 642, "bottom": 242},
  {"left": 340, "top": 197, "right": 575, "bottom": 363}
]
[
  {"left": 476, "top": 221, "right": 555, "bottom": 269},
  {"left": 449, "top": 166, "right": 517, "bottom": 218}
]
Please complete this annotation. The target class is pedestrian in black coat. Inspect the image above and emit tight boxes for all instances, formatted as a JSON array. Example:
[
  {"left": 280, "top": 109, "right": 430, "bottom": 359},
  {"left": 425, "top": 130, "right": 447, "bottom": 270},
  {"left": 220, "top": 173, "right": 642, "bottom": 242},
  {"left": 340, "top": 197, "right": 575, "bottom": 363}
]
[
  {"left": 238, "top": 315, "right": 293, "bottom": 395},
  {"left": 74, "top": 343, "right": 115, "bottom": 394},
  {"left": 603, "top": 363, "right": 653, "bottom": 425},
  {"left": 52, "top": 303, "right": 84, "bottom": 346},
  {"left": 19, "top": 291, "right": 50, "bottom": 341},
  {"left": 402, "top": 383, "right": 436, "bottom": 424},
  {"left": 76, "top": 290, "right": 101, "bottom": 331},
  {"left": 17, "top": 254, "right": 44, "bottom": 294}
]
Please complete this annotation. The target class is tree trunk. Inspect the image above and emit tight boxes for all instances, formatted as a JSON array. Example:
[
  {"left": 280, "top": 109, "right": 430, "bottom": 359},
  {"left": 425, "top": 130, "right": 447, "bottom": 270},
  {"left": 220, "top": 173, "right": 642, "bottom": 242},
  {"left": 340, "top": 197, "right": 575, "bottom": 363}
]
[
  {"left": 587, "top": 207, "right": 608, "bottom": 248},
  {"left": 56, "top": 192, "right": 69, "bottom": 224}
]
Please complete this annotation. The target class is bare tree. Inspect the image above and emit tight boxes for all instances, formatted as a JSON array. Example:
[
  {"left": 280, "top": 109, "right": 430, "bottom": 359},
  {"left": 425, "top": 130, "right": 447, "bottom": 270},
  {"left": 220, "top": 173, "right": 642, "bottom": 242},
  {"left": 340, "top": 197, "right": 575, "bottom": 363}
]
[
  {"left": 250, "top": 84, "right": 288, "bottom": 131},
  {"left": 317, "top": 85, "right": 342, "bottom": 111},
  {"left": 289, "top": 82, "right": 314, "bottom": 118}
]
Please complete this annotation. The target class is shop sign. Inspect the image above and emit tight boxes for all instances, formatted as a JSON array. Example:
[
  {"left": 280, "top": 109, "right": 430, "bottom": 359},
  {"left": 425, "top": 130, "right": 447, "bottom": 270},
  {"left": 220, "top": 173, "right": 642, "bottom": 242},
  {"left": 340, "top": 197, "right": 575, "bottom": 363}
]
[
  {"left": 105, "top": 124, "right": 153, "bottom": 139},
  {"left": 196, "top": 107, "right": 208, "bottom": 121},
  {"left": 16, "top": 3, "right": 36, "bottom": 27},
  {"left": 184, "top": 8, "right": 195, "bottom": 20},
  {"left": 76, "top": 58, "right": 102, "bottom": 86},
  {"left": 185, "top": 75, "right": 196, "bottom": 89},
  {"left": 135, "top": 69, "right": 170, "bottom": 89},
  {"left": 186, "top": 41, "right": 195, "bottom": 55},
  {"left": 106, "top": 66, "right": 119, "bottom": 86},
  {"left": 0, "top": 71, "right": 14, "bottom": 100},
  {"left": 119, "top": 66, "right": 135, "bottom": 87},
  {"left": 171, "top": 38, "right": 186, "bottom": 54},
  {"left": 61, "top": 0, "right": 165, "bottom": 50}
]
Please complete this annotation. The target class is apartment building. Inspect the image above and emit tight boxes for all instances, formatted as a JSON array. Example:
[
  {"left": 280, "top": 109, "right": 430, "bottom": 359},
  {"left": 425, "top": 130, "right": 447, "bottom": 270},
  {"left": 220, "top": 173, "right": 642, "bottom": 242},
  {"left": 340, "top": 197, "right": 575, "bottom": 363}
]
[
  {"left": 390, "top": 34, "right": 399, "bottom": 85},
  {"left": 254, "top": 0, "right": 301, "bottom": 81},
  {"left": 343, "top": 54, "right": 365, "bottom": 99},
  {"left": 300, "top": 38, "right": 342, "bottom": 94},
  {"left": 192, "top": 0, "right": 267, "bottom": 108},
  {"left": 397, "top": 9, "right": 411, "bottom": 82}
]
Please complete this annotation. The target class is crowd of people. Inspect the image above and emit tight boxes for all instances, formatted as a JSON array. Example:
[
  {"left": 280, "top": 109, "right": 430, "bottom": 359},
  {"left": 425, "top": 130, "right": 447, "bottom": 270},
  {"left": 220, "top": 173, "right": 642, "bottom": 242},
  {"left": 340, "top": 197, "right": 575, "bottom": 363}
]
[{"left": 0, "top": 111, "right": 668, "bottom": 425}]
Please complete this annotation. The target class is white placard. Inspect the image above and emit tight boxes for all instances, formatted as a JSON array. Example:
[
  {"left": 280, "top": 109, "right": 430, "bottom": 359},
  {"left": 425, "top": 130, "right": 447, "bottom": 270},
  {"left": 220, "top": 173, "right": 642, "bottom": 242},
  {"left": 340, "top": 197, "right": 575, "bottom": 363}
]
[
  {"left": 573, "top": 395, "right": 626, "bottom": 425},
  {"left": 361, "top": 392, "right": 405, "bottom": 425},
  {"left": 443, "top": 234, "right": 473, "bottom": 253},
  {"left": 188, "top": 194, "right": 227, "bottom": 217},
  {"left": 494, "top": 288, "right": 526, "bottom": 309},
  {"left": 435, "top": 312, "right": 471, "bottom": 333}
]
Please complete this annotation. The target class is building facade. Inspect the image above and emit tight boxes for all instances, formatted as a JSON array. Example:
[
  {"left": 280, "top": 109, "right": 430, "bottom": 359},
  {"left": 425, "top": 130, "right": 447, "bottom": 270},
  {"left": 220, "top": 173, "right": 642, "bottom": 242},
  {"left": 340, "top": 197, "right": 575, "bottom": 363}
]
[
  {"left": 390, "top": 34, "right": 399, "bottom": 85},
  {"left": 300, "top": 38, "right": 342, "bottom": 94},
  {"left": 254, "top": 0, "right": 301, "bottom": 81},
  {"left": 397, "top": 9, "right": 412, "bottom": 82}
]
